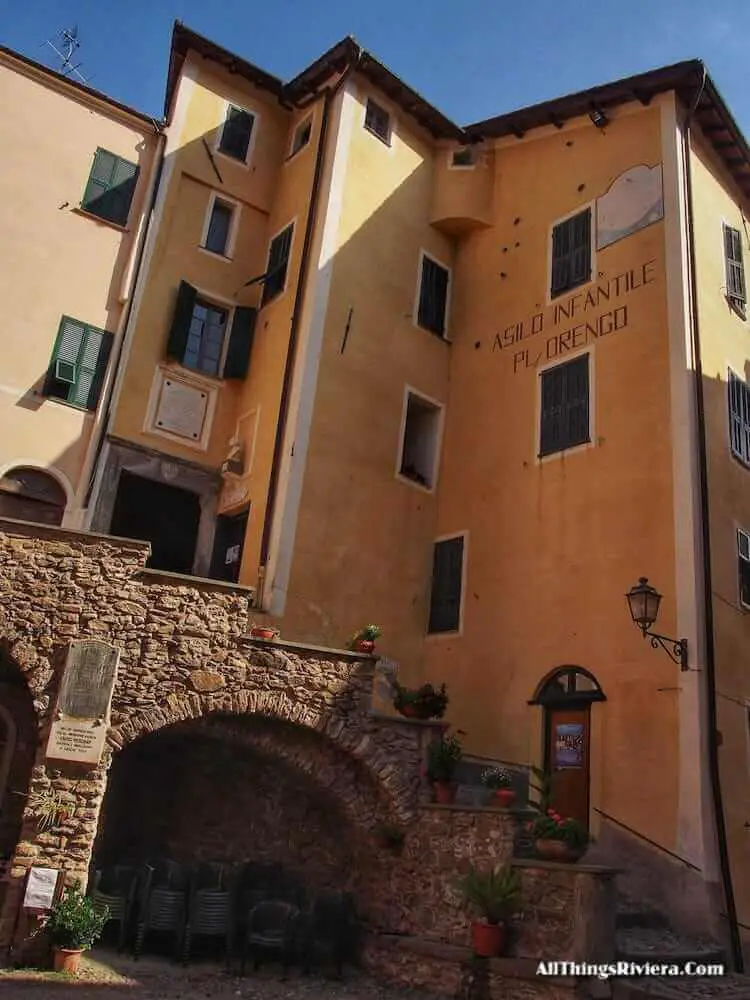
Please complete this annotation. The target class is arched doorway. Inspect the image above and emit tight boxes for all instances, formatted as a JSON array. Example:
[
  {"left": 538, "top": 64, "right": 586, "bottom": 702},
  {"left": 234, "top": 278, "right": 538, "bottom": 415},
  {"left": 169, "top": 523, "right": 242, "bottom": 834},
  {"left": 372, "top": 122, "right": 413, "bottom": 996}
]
[
  {"left": 529, "top": 666, "right": 606, "bottom": 830},
  {"left": 0, "top": 467, "right": 67, "bottom": 525},
  {"left": 0, "top": 653, "right": 37, "bottom": 869}
]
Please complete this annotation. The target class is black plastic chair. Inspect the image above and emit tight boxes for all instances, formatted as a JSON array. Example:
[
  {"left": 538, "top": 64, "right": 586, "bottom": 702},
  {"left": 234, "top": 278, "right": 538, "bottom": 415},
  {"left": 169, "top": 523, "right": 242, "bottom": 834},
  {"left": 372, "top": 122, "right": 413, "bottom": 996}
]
[
  {"left": 90, "top": 866, "right": 138, "bottom": 953},
  {"left": 133, "top": 861, "right": 188, "bottom": 960},
  {"left": 297, "top": 890, "right": 359, "bottom": 976},
  {"left": 241, "top": 900, "right": 299, "bottom": 975},
  {"left": 182, "top": 862, "right": 233, "bottom": 966}
]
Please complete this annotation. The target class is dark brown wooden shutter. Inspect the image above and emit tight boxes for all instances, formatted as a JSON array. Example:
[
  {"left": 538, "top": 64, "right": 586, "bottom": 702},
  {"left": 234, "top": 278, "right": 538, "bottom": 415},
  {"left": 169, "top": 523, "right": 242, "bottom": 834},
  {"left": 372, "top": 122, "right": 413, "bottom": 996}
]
[
  {"left": 224, "top": 307, "right": 257, "bottom": 379},
  {"left": 418, "top": 257, "right": 449, "bottom": 336},
  {"left": 166, "top": 281, "right": 197, "bottom": 361},
  {"left": 551, "top": 209, "right": 591, "bottom": 297},
  {"left": 428, "top": 536, "right": 464, "bottom": 633},
  {"left": 540, "top": 355, "right": 590, "bottom": 457}
]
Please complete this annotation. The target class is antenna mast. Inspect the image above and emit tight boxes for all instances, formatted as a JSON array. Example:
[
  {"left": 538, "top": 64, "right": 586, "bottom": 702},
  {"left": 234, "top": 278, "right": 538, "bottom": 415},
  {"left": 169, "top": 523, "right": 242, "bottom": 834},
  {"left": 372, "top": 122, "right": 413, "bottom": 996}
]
[{"left": 44, "top": 26, "right": 89, "bottom": 85}]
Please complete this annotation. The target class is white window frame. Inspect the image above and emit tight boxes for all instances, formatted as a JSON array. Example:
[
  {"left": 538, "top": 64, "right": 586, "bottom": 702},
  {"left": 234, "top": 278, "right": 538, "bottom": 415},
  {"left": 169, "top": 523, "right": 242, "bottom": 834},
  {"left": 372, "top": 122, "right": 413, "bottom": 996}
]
[
  {"left": 200, "top": 191, "right": 241, "bottom": 260},
  {"left": 738, "top": 526, "right": 750, "bottom": 611},
  {"left": 546, "top": 201, "right": 597, "bottom": 308},
  {"left": 425, "top": 530, "right": 469, "bottom": 639},
  {"left": 727, "top": 366, "right": 750, "bottom": 467},
  {"left": 214, "top": 100, "right": 259, "bottom": 167},
  {"left": 0, "top": 703, "right": 17, "bottom": 813},
  {"left": 448, "top": 146, "right": 478, "bottom": 170},
  {"left": 395, "top": 385, "right": 445, "bottom": 494},
  {"left": 413, "top": 250, "right": 452, "bottom": 341},
  {"left": 534, "top": 347, "right": 597, "bottom": 465},
  {"left": 261, "top": 218, "right": 297, "bottom": 308},
  {"left": 363, "top": 96, "right": 394, "bottom": 149},
  {"left": 288, "top": 113, "right": 314, "bottom": 160}
]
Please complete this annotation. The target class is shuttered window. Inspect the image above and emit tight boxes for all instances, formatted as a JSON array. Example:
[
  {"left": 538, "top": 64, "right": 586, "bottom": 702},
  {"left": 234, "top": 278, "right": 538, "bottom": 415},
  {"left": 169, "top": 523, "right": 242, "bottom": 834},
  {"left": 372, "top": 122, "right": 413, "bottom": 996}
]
[
  {"left": 428, "top": 536, "right": 465, "bottom": 634},
  {"left": 728, "top": 371, "right": 750, "bottom": 465},
  {"left": 261, "top": 224, "right": 294, "bottom": 305},
  {"left": 81, "top": 148, "right": 139, "bottom": 227},
  {"left": 551, "top": 209, "right": 592, "bottom": 298},
  {"left": 364, "top": 99, "right": 391, "bottom": 144},
  {"left": 166, "top": 282, "right": 256, "bottom": 380},
  {"left": 417, "top": 255, "right": 450, "bottom": 337},
  {"left": 724, "top": 224, "right": 747, "bottom": 314},
  {"left": 738, "top": 529, "right": 750, "bottom": 609},
  {"left": 43, "top": 317, "right": 113, "bottom": 411},
  {"left": 539, "top": 354, "right": 590, "bottom": 457},
  {"left": 218, "top": 106, "right": 255, "bottom": 162}
]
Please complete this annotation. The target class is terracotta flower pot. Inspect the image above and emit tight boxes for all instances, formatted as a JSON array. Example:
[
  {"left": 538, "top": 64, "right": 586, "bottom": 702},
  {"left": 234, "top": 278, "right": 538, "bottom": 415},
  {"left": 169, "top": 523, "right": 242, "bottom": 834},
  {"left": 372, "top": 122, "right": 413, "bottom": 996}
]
[
  {"left": 250, "top": 627, "right": 278, "bottom": 640},
  {"left": 53, "top": 948, "right": 84, "bottom": 975},
  {"left": 399, "top": 704, "right": 418, "bottom": 718},
  {"left": 354, "top": 639, "right": 375, "bottom": 653},
  {"left": 535, "top": 838, "right": 582, "bottom": 863},
  {"left": 495, "top": 788, "right": 516, "bottom": 808},
  {"left": 434, "top": 781, "right": 456, "bottom": 804},
  {"left": 470, "top": 920, "right": 507, "bottom": 957}
]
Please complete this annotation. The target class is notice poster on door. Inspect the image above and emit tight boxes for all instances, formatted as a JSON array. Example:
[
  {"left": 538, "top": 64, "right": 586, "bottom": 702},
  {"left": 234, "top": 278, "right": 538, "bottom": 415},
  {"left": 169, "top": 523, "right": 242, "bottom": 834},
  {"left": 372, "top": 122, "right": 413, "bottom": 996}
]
[{"left": 555, "top": 722, "right": 584, "bottom": 769}]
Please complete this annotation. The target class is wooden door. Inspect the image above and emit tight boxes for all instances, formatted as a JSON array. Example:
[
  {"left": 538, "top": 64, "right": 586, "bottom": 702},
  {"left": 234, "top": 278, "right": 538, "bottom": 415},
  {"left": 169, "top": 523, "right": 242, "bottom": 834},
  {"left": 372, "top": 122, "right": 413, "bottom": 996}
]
[{"left": 545, "top": 705, "right": 590, "bottom": 830}]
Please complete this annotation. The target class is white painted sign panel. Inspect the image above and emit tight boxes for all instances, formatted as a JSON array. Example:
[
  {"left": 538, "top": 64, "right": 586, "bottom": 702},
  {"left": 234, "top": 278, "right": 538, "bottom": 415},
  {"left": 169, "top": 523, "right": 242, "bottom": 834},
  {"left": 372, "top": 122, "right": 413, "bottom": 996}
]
[{"left": 23, "top": 867, "right": 59, "bottom": 910}]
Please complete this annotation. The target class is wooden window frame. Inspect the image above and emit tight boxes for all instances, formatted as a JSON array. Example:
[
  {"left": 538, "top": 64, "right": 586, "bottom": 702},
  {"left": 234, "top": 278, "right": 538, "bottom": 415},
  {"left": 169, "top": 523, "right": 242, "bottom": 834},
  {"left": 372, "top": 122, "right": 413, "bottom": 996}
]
[
  {"left": 538, "top": 353, "right": 592, "bottom": 459},
  {"left": 723, "top": 222, "right": 747, "bottom": 317},
  {"left": 549, "top": 206, "right": 594, "bottom": 301},
  {"left": 364, "top": 98, "right": 392, "bottom": 146},
  {"left": 414, "top": 251, "right": 452, "bottom": 339},
  {"left": 426, "top": 532, "right": 468, "bottom": 636}
]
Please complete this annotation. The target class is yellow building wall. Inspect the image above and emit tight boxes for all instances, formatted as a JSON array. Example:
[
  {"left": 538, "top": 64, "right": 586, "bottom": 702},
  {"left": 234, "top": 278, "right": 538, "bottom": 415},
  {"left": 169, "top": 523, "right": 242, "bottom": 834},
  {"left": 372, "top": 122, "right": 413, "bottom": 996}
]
[
  {"left": 277, "top": 81, "right": 454, "bottom": 662},
  {"left": 689, "top": 125, "right": 750, "bottom": 931},
  {"left": 425, "top": 106, "right": 680, "bottom": 849},
  {"left": 0, "top": 55, "right": 156, "bottom": 508}
]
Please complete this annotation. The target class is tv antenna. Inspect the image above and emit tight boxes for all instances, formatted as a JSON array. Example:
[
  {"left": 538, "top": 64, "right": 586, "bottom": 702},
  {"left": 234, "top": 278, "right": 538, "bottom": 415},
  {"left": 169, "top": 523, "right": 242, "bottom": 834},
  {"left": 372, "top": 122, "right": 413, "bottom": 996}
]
[{"left": 43, "top": 26, "right": 90, "bottom": 85}]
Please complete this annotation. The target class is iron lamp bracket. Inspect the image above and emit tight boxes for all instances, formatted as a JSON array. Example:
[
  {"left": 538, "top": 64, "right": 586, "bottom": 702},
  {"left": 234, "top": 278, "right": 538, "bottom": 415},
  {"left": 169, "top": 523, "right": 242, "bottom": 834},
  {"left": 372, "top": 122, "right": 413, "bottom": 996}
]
[{"left": 643, "top": 630, "right": 689, "bottom": 671}]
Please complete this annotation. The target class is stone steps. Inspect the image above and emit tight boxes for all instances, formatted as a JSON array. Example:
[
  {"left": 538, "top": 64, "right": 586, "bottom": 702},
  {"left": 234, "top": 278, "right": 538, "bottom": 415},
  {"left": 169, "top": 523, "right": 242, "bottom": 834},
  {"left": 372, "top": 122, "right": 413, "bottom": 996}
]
[
  {"left": 613, "top": 973, "right": 750, "bottom": 1000},
  {"left": 616, "top": 926, "right": 726, "bottom": 967}
]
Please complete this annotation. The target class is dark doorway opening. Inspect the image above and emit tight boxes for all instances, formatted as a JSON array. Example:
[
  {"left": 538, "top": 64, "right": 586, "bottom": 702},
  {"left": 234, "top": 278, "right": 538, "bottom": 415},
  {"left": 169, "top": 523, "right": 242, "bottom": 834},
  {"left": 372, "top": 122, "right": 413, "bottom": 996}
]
[
  {"left": 209, "top": 507, "right": 250, "bottom": 583},
  {"left": 109, "top": 470, "right": 200, "bottom": 574}
]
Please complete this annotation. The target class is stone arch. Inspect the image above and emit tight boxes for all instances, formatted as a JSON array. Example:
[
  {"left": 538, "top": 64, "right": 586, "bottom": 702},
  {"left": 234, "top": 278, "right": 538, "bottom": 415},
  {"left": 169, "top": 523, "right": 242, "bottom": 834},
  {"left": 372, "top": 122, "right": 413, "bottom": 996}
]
[{"left": 0, "top": 466, "right": 69, "bottom": 526}]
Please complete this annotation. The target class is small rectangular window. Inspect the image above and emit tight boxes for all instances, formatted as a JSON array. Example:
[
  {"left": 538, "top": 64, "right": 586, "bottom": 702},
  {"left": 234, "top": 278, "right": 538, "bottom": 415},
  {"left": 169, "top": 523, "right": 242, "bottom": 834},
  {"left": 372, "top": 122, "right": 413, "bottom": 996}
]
[
  {"left": 166, "top": 282, "right": 256, "bottom": 380},
  {"left": 428, "top": 536, "right": 464, "bottom": 634},
  {"left": 81, "top": 148, "right": 139, "bottom": 227},
  {"left": 218, "top": 106, "right": 255, "bottom": 162},
  {"left": 417, "top": 255, "right": 450, "bottom": 337},
  {"left": 539, "top": 354, "right": 590, "bottom": 457},
  {"left": 290, "top": 118, "right": 312, "bottom": 157},
  {"left": 43, "top": 316, "right": 113, "bottom": 411},
  {"left": 728, "top": 371, "right": 750, "bottom": 465},
  {"left": 724, "top": 224, "right": 747, "bottom": 315},
  {"left": 551, "top": 209, "right": 592, "bottom": 298},
  {"left": 261, "top": 223, "right": 294, "bottom": 306},
  {"left": 738, "top": 529, "right": 750, "bottom": 608},
  {"left": 398, "top": 391, "right": 442, "bottom": 490},
  {"left": 451, "top": 147, "right": 477, "bottom": 168},
  {"left": 364, "top": 99, "right": 391, "bottom": 145},
  {"left": 204, "top": 199, "right": 234, "bottom": 256}
]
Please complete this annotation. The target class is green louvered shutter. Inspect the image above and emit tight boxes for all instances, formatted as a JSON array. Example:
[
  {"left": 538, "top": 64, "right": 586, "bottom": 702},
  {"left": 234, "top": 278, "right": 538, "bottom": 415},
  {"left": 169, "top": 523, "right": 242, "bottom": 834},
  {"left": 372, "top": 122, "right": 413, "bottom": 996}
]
[
  {"left": 166, "top": 281, "right": 198, "bottom": 361},
  {"left": 71, "top": 328, "right": 113, "bottom": 410},
  {"left": 82, "top": 148, "right": 138, "bottom": 226},
  {"left": 223, "top": 307, "right": 257, "bottom": 379},
  {"left": 725, "top": 224, "right": 747, "bottom": 310},
  {"left": 44, "top": 317, "right": 112, "bottom": 410}
]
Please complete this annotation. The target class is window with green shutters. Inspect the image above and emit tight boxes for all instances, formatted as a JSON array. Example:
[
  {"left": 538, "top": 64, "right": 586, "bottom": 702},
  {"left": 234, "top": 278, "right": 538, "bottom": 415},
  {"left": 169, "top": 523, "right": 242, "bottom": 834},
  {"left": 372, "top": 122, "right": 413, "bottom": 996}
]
[
  {"left": 261, "top": 224, "right": 294, "bottom": 306},
  {"left": 551, "top": 209, "right": 592, "bottom": 298},
  {"left": 165, "top": 281, "right": 257, "bottom": 380},
  {"left": 724, "top": 224, "right": 747, "bottom": 315},
  {"left": 428, "top": 535, "right": 465, "bottom": 634},
  {"left": 539, "top": 354, "right": 590, "bottom": 457},
  {"left": 81, "top": 148, "right": 139, "bottom": 227},
  {"left": 728, "top": 371, "right": 750, "bottom": 465},
  {"left": 43, "top": 317, "right": 113, "bottom": 410},
  {"left": 417, "top": 254, "right": 450, "bottom": 337}
]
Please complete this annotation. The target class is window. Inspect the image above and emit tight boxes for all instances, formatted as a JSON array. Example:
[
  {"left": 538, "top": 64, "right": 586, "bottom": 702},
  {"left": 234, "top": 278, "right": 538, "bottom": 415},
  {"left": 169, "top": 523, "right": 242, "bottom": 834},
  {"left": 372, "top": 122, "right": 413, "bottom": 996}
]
[
  {"left": 290, "top": 117, "right": 312, "bottom": 157},
  {"left": 218, "top": 106, "right": 255, "bottom": 162},
  {"left": 364, "top": 99, "right": 391, "bottom": 145},
  {"left": 261, "top": 223, "right": 294, "bottom": 306},
  {"left": 398, "top": 390, "right": 443, "bottom": 489},
  {"left": 81, "top": 148, "right": 139, "bottom": 227},
  {"left": 728, "top": 371, "right": 750, "bottom": 465},
  {"left": 0, "top": 467, "right": 66, "bottom": 526},
  {"left": 451, "top": 147, "right": 477, "bottom": 168},
  {"left": 539, "top": 354, "right": 590, "bottom": 457},
  {"left": 738, "top": 529, "right": 750, "bottom": 609},
  {"left": 724, "top": 224, "right": 747, "bottom": 315},
  {"left": 428, "top": 535, "right": 465, "bottom": 634},
  {"left": 551, "top": 209, "right": 592, "bottom": 298},
  {"left": 43, "top": 316, "right": 113, "bottom": 410},
  {"left": 417, "top": 254, "right": 450, "bottom": 337},
  {"left": 203, "top": 197, "right": 235, "bottom": 256},
  {"left": 166, "top": 281, "right": 257, "bottom": 380}
]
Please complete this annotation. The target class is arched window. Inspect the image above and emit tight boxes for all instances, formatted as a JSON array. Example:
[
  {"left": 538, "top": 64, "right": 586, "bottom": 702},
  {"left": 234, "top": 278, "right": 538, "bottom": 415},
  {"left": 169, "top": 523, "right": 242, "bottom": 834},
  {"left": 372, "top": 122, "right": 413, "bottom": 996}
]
[
  {"left": 529, "top": 666, "right": 606, "bottom": 706},
  {"left": 0, "top": 467, "right": 66, "bottom": 526},
  {"left": 0, "top": 704, "right": 17, "bottom": 812}
]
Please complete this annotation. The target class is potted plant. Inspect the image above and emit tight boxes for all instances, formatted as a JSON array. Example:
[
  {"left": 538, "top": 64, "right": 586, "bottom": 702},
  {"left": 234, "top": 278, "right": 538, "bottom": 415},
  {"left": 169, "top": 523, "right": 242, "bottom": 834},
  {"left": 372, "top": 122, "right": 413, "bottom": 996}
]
[
  {"left": 373, "top": 822, "right": 406, "bottom": 853},
  {"left": 348, "top": 624, "right": 381, "bottom": 654},
  {"left": 393, "top": 681, "right": 448, "bottom": 720},
  {"left": 481, "top": 766, "right": 516, "bottom": 808},
  {"left": 528, "top": 810, "right": 590, "bottom": 862},
  {"left": 426, "top": 731, "right": 463, "bottom": 804},
  {"left": 249, "top": 622, "right": 280, "bottom": 640},
  {"left": 46, "top": 883, "right": 109, "bottom": 975},
  {"left": 457, "top": 863, "right": 522, "bottom": 957},
  {"left": 16, "top": 787, "right": 71, "bottom": 832}
]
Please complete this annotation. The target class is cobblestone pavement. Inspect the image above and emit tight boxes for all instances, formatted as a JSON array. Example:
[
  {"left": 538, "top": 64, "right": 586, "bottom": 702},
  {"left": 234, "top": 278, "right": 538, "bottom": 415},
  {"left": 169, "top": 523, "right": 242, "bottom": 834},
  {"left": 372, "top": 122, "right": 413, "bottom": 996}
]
[{"left": 0, "top": 950, "right": 427, "bottom": 1000}]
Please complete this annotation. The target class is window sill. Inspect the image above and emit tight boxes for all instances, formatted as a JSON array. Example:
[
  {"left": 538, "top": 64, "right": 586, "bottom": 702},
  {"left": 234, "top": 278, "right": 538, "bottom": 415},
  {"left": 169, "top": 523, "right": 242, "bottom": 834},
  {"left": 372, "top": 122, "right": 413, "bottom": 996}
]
[
  {"left": 40, "top": 393, "right": 94, "bottom": 414},
  {"left": 164, "top": 361, "right": 227, "bottom": 388},
  {"left": 285, "top": 144, "right": 311, "bottom": 163},
  {"left": 363, "top": 124, "right": 392, "bottom": 147},
  {"left": 537, "top": 438, "right": 593, "bottom": 462},
  {"left": 550, "top": 276, "right": 592, "bottom": 301},
  {"left": 215, "top": 147, "right": 252, "bottom": 169},
  {"left": 415, "top": 320, "right": 451, "bottom": 343},
  {"left": 198, "top": 245, "right": 233, "bottom": 263},
  {"left": 396, "top": 470, "right": 434, "bottom": 494},
  {"left": 425, "top": 628, "right": 461, "bottom": 640},
  {"left": 72, "top": 206, "right": 130, "bottom": 233},
  {"left": 727, "top": 295, "right": 747, "bottom": 321}
]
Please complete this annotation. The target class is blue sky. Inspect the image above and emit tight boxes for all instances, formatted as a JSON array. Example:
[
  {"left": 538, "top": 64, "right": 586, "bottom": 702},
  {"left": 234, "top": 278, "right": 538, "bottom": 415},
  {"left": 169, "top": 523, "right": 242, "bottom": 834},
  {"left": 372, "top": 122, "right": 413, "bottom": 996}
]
[{"left": 3, "top": 0, "right": 749, "bottom": 135}]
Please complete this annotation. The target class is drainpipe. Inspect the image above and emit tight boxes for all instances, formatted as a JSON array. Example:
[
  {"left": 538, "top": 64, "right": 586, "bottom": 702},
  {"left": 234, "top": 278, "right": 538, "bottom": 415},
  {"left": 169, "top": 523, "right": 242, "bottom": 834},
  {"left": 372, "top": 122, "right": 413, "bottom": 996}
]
[
  {"left": 682, "top": 67, "right": 744, "bottom": 971},
  {"left": 257, "top": 50, "right": 362, "bottom": 604},
  {"left": 81, "top": 128, "right": 167, "bottom": 509}
]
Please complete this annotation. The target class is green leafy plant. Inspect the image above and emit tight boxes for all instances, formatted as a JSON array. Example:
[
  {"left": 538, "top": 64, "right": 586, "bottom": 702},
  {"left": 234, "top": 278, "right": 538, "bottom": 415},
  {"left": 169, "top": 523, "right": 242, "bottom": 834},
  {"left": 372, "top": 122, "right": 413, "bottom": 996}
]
[
  {"left": 528, "top": 765, "right": 552, "bottom": 812},
  {"left": 426, "top": 731, "right": 463, "bottom": 782},
  {"left": 393, "top": 681, "right": 448, "bottom": 719},
  {"left": 46, "top": 884, "right": 109, "bottom": 951},
  {"left": 373, "top": 822, "right": 406, "bottom": 850},
  {"left": 527, "top": 810, "right": 590, "bottom": 850},
  {"left": 457, "top": 864, "right": 522, "bottom": 925},
  {"left": 481, "top": 766, "right": 512, "bottom": 789},
  {"left": 16, "top": 787, "right": 71, "bottom": 833},
  {"left": 348, "top": 624, "right": 382, "bottom": 648}
]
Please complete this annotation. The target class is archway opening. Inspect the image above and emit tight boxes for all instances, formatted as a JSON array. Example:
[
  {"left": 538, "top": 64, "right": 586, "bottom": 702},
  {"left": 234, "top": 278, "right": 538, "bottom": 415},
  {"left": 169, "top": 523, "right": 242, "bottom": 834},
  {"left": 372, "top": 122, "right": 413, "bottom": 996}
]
[{"left": 0, "top": 467, "right": 66, "bottom": 526}]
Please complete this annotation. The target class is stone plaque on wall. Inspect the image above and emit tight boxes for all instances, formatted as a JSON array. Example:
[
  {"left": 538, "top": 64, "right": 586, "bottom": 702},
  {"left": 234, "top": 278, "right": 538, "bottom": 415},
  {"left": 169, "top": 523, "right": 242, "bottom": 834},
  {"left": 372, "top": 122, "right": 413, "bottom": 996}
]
[
  {"left": 46, "top": 640, "right": 119, "bottom": 765},
  {"left": 154, "top": 378, "right": 208, "bottom": 441}
]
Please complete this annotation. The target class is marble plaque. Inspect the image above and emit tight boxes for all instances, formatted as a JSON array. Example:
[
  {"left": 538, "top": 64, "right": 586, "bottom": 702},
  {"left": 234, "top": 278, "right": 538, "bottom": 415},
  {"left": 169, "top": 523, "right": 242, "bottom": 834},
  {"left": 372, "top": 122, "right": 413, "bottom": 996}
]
[
  {"left": 46, "top": 640, "right": 119, "bottom": 765},
  {"left": 154, "top": 378, "right": 208, "bottom": 441},
  {"left": 47, "top": 719, "right": 108, "bottom": 764},
  {"left": 23, "top": 867, "right": 59, "bottom": 910}
]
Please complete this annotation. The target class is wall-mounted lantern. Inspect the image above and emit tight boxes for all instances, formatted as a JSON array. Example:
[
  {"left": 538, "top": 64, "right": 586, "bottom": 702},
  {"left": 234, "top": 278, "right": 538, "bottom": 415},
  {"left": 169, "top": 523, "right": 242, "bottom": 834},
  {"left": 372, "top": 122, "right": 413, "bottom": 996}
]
[{"left": 625, "top": 577, "right": 689, "bottom": 671}]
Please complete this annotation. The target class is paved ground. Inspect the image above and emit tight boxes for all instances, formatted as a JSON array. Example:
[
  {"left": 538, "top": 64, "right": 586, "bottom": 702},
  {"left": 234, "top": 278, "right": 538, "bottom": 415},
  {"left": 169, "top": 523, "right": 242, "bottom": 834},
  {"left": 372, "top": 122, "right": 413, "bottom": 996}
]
[{"left": 0, "top": 949, "right": 423, "bottom": 999}]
